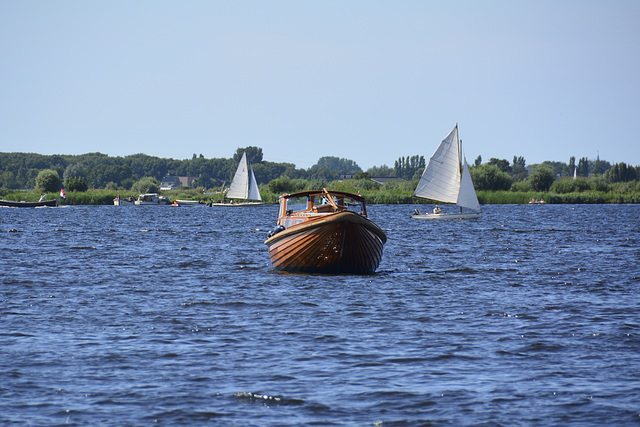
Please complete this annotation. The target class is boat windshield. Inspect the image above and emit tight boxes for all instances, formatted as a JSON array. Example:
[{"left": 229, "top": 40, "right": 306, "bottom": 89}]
[
  {"left": 284, "top": 196, "right": 308, "bottom": 214},
  {"left": 281, "top": 193, "right": 366, "bottom": 216},
  {"left": 336, "top": 195, "right": 365, "bottom": 214}
]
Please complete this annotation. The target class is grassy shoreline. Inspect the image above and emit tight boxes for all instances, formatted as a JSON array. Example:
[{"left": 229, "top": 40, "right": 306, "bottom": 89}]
[{"left": 2, "top": 188, "right": 640, "bottom": 205}]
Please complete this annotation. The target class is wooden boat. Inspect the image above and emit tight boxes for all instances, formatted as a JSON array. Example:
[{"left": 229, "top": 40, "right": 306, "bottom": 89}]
[
  {"left": 411, "top": 124, "right": 482, "bottom": 220},
  {"left": 0, "top": 198, "right": 58, "bottom": 208},
  {"left": 264, "top": 189, "right": 387, "bottom": 274},
  {"left": 211, "top": 152, "right": 263, "bottom": 207}
]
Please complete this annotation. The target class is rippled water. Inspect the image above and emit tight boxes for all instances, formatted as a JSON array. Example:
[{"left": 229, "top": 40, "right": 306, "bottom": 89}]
[{"left": 1, "top": 204, "right": 639, "bottom": 425}]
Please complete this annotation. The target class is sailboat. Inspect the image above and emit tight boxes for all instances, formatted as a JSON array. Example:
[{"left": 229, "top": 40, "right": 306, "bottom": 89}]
[
  {"left": 211, "top": 152, "right": 263, "bottom": 207},
  {"left": 411, "top": 124, "right": 481, "bottom": 220},
  {"left": 264, "top": 188, "right": 386, "bottom": 274}
]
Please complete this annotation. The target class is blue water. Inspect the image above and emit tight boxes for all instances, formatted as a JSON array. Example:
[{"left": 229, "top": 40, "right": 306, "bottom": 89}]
[{"left": 1, "top": 204, "right": 639, "bottom": 426}]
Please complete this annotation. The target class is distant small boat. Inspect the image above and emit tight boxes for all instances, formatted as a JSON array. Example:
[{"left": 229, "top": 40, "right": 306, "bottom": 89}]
[
  {"left": 529, "top": 198, "right": 546, "bottom": 204},
  {"left": 134, "top": 193, "right": 171, "bottom": 205},
  {"left": 411, "top": 124, "right": 481, "bottom": 220},
  {"left": 113, "top": 195, "right": 136, "bottom": 206},
  {"left": 0, "top": 198, "right": 58, "bottom": 208},
  {"left": 172, "top": 199, "right": 205, "bottom": 207},
  {"left": 211, "top": 152, "right": 263, "bottom": 207},
  {"left": 264, "top": 189, "right": 387, "bottom": 274}
]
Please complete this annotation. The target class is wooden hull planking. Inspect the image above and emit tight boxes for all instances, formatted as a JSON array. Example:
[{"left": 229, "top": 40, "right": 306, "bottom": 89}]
[{"left": 265, "top": 211, "right": 386, "bottom": 274}]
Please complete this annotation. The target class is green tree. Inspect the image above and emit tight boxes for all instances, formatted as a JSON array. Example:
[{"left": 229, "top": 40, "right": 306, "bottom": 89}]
[
  {"left": 577, "top": 157, "right": 590, "bottom": 177},
  {"left": 605, "top": 162, "right": 638, "bottom": 183},
  {"left": 66, "top": 177, "right": 88, "bottom": 192},
  {"left": 0, "top": 171, "right": 19, "bottom": 189},
  {"left": 63, "top": 163, "right": 88, "bottom": 184},
  {"left": 35, "top": 169, "right": 61, "bottom": 192},
  {"left": 550, "top": 178, "right": 590, "bottom": 193},
  {"left": 233, "top": 146, "right": 263, "bottom": 164},
  {"left": 528, "top": 166, "right": 555, "bottom": 191},
  {"left": 366, "top": 164, "right": 395, "bottom": 178},
  {"left": 511, "top": 156, "right": 528, "bottom": 182},
  {"left": 131, "top": 177, "right": 160, "bottom": 194},
  {"left": 563, "top": 156, "right": 576, "bottom": 178},
  {"left": 470, "top": 164, "right": 512, "bottom": 191},
  {"left": 193, "top": 172, "right": 213, "bottom": 189},
  {"left": 488, "top": 158, "right": 511, "bottom": 173},
  {"left": 268, "top": 176, "right": 311, "bottom": 194},
  {"left": 311, "top": 156, "right": 361, "bottom": 173},
  {"left": 394, "top": 155, "right": 425, "bottom": 179}
]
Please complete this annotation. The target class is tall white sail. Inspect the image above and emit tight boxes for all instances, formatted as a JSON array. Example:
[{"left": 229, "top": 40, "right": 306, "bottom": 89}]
[
  {"left": 414, "top": 125, "right": 462, "bottom": 204},
  {"left": 457, "top": 158, "right": 480, "bottom": 210},
  {"left": 226, "top": 152, "right": 250, "bottom": 199}
]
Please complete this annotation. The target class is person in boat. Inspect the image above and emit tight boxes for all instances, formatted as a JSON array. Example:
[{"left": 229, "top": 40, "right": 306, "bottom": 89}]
[
  {"left": 39, "top": 194, "right": 45, "bottom": 202},
  {"left": 433, "top": 205, "right": 442, "bottom": 214}
]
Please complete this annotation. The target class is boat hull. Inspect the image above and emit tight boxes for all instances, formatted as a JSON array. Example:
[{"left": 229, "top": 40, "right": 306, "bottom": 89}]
[
  {"left": 411, "top": 212, "right": 481, "bottom": 220},
  {"left": 173, "top": 200, "right": 206, "bottom": 207},
  {"left": 264, "top": 211, "right": 386, "bottom": 274},
  {"left": 0, "top": 199, "right": 58, "bottom": 208}
]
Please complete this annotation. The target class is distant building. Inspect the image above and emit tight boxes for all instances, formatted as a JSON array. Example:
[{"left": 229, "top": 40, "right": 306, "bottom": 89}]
[{"left": 160, "top": 176, "right": 197, "bottom": 190}]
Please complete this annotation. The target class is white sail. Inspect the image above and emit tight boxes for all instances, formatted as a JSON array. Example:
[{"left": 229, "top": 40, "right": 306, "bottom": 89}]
[
  {"left": 247, "top": 164, "right": 262, "bottom": 201},
  {"left": 225, "top": 152, "right": 262, "bottom": 201},
  {"left": 457, "top": 158, "right": 480, "bottom": 210},
  {"left": 226, "top": 152, "right": 250, "bottom": 199},
  {"left": 414, "top": 125, "right": 462, "bottom": 204}
]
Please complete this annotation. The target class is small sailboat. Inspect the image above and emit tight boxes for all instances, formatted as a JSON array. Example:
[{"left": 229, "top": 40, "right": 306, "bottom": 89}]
[
  {"left": 211, "top": 152, "right": 263, "bottom": 207},
  {"left": 411, "top": 124, "right": 481, "bottom": 220}
]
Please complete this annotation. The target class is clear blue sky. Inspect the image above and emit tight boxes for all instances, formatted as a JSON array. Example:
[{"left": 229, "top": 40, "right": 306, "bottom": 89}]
[{"left": 1, "top": 1, "right": 638, "bottom": 170}]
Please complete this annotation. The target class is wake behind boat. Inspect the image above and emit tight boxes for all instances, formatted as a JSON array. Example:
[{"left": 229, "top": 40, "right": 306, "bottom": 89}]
[
  {"left": 264, "top": 189, "right": 387, "bottom": 274},
  {"left": 411, "top": 124, "right": 481, "bottom": 220},
  {"left": 211, "top": 152, "right": 263, "bottom": 207}
]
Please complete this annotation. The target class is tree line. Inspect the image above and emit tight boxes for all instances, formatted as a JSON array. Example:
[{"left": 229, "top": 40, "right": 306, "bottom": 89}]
[
  {"left": 1, "top": 148, "right": 638, "bottom": 196},
  {"left": 0, "top": 149, "right": 373, "bottom": 193}
]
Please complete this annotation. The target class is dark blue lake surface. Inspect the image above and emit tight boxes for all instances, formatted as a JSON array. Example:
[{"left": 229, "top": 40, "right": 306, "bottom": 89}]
[{"left": 1, "top": 204, "right": 639, "bottom": 426}]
